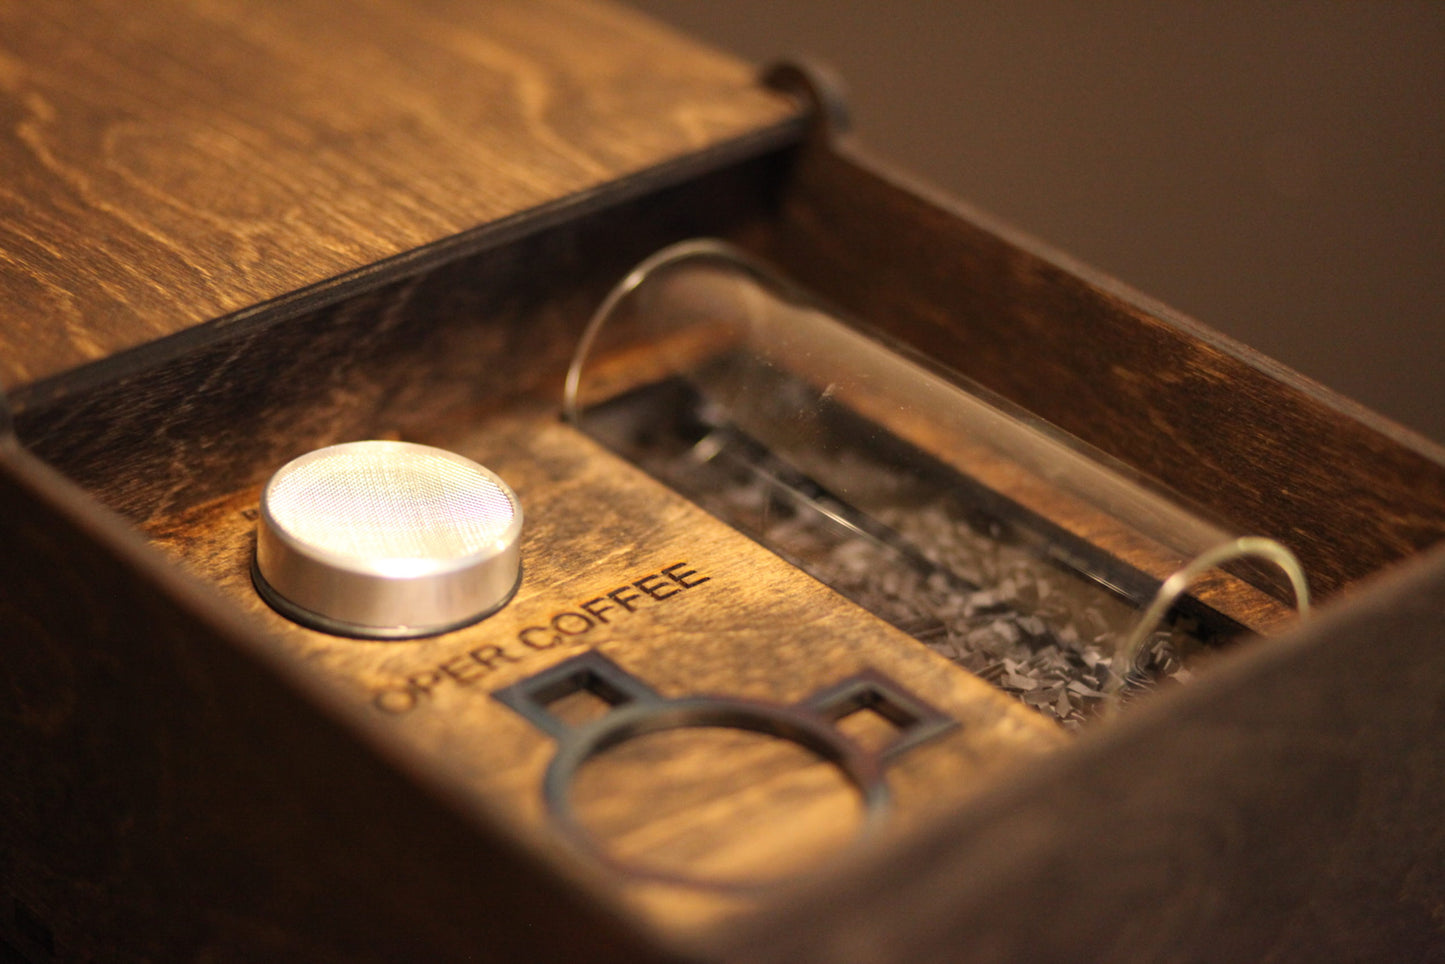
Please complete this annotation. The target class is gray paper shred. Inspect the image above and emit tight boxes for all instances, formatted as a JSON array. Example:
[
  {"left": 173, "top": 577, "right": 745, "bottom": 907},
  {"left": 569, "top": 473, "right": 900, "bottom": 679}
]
[{"left": 638, "top": 416, "right": 1226, "bottom": 731}]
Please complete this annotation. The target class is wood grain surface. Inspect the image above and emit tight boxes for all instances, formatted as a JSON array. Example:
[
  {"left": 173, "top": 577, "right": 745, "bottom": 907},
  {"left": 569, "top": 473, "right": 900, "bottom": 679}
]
[
  {"left": 0, "top": 437, "right": 675, "bottom": 964},
  {"left": 723, "top": 541, "right": 1445, "bottom": 962},
  {"left": 140, "top": 401, "right": 1067, "bottom": 937},
  {"left": 0, "top": 0, "right": 800, "bottom": 398},
  {"left": 6, "top": 8, "right": 1445, "bottom": 956},
  {"left": 15, "top": 154, "right": 792, "bottom": 524},
  {"left": 744, "top": 122, "right": 1445, "bottom": 602}
]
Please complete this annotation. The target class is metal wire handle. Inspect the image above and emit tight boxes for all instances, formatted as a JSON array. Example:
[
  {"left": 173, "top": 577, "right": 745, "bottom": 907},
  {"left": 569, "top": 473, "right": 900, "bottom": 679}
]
[{"left": 1109, "top": 536, "right": 1312, "bottom": 698}]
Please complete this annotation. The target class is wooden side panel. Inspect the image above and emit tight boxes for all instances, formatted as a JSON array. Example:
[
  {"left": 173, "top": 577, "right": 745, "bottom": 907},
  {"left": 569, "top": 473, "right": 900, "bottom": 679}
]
[
  {"left": 747, "top": 138, "right": 1445, "bottom": 599},
  {"left": 0, "top": 441, "right": 673, "bottom": 964},
  {"left": 723, "top": 544, "right": 1445, "bottom": 962},
  {"left": 0, "top": 0, "right": 799, "bottom": 395}
]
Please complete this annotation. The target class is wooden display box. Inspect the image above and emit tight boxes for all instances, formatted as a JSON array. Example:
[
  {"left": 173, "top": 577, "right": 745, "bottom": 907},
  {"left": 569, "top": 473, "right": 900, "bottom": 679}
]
[{"left": 3, "top": 2, "right": 1443, "bottom": 961}]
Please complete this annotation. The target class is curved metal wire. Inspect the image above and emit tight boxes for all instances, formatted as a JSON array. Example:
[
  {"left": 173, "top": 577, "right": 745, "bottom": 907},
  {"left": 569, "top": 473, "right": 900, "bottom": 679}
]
[{"left": 1109, "top": 536, "right": 1312, "bottom": 699}]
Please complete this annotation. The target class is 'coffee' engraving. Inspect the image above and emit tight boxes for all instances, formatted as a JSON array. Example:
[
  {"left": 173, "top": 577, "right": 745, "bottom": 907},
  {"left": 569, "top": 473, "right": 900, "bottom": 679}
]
[
  {"left": 371, "top": 562, "right": 709, "bottom": 714},
  {"left": 518, "top": 562, "right": 709, "bottom": 650}
]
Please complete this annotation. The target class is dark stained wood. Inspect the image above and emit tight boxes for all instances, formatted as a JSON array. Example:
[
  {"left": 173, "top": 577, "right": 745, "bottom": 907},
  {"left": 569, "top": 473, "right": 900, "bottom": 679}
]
[
  {"left": 19, "top": 136, "right": 1298, "bottom": 642},
  {"left": 0, "top": 437, "right": 676, "bottom": 963},
  {"left": 722, "top": 543, "right": 1445, "bottom": 962},
  {"left": 136, "top": 401, "right": 1064, "bottom": 937},
  {"left": 0, "top": 0, "right": 800, "bottom": 398},
  {"left": 743, "top": 129, "right": 1445, "bottom": 602},
  {"left": 13, "top": 153, "right": 796, "bottom": 525},
  {"left": 6, "top": 3, "right": 1445, "bottom": 958}
]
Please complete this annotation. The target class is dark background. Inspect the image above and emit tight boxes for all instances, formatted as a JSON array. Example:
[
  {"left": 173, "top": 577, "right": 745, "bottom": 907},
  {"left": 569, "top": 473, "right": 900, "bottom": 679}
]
[{"left": 624, "top": 1, "right": 1444, "bottom": 444}]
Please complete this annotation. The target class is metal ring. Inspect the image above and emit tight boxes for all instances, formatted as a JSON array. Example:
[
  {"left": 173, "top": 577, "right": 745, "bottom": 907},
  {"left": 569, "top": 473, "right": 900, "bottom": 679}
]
[
  {"left": 542, "top": 695, "right": 890, "bottom": 892},
  {"left": 249, "top": 555, "right": 521, "bottom": 640},
  {"left": 1109, "top": 535, "right": 1312, "bottom": 697}
]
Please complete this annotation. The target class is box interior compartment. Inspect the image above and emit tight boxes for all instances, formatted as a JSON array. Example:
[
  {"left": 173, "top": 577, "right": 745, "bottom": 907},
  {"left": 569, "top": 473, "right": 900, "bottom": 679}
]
[{"left": 8, "top": 96, "right": 1445, "bottom": 958}]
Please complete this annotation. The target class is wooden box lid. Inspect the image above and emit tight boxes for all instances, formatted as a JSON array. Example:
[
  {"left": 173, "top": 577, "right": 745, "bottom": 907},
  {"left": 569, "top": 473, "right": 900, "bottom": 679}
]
[{"left": 0, "top": 0, "right": 800, "bottom": 404}]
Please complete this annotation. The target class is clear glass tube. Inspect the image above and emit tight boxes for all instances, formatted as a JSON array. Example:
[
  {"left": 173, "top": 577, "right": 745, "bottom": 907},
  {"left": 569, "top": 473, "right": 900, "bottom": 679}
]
[{"left": 565, "top": 240, "right": 1305, "bottom": 727}]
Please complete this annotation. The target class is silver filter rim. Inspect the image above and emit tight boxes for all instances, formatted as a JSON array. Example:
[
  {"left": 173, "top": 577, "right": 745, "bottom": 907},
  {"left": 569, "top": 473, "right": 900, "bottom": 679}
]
[{"left": 253, "top": 440, "right": 523, "bottom": 638}]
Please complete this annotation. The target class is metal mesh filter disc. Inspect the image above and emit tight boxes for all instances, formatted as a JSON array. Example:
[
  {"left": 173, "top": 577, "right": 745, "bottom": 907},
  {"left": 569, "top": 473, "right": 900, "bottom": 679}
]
[
  {"left": 254, "top": 440, "right": 523, "bottom": 637},
  {"left": 267, "top": 443, "right": 518, "bottom": 564}
]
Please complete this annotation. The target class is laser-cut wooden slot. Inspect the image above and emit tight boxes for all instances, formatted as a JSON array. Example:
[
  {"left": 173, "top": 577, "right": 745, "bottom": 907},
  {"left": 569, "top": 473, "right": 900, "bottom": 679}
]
[
  {"left": 494, "top": 650, "right": 661, "bottom": 739},
  {"left": 802, "top": 670, "right": 958, "bottom": 762}
]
